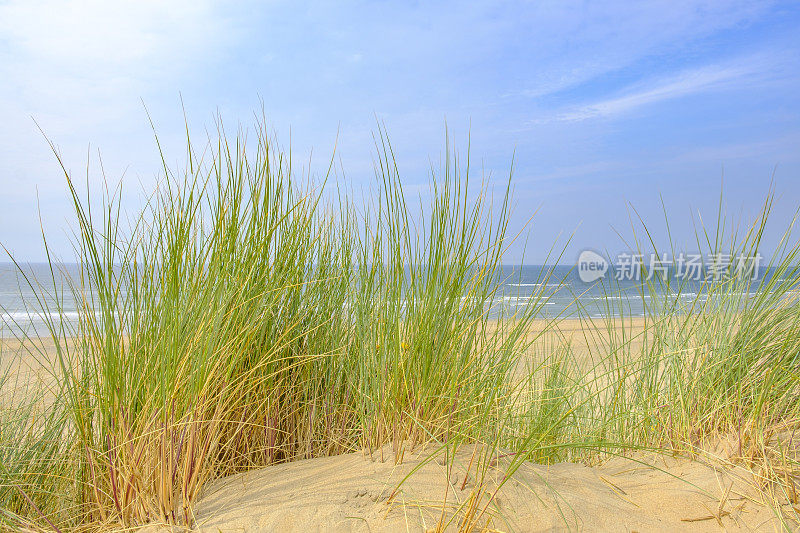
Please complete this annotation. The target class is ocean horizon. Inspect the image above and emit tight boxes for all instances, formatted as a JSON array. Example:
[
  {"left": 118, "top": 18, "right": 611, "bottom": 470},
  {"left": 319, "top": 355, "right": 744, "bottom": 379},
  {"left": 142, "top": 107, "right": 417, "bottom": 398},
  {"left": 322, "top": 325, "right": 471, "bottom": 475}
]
[{"left": 1, "top": 261, "right": 786, "bottom": 339}]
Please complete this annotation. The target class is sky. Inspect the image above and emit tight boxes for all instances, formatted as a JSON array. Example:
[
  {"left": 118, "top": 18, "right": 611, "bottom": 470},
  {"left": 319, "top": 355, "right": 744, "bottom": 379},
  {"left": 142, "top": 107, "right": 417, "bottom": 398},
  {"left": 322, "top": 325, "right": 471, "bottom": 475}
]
[{"left": 0, "top": 0, "right": 798, "bottom": 263}]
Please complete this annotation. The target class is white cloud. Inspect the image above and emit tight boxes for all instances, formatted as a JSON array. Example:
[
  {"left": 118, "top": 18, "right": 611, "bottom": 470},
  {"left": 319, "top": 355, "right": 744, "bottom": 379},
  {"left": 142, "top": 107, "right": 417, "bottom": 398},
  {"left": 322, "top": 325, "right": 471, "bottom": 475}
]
[
  {"left": 0, "top": 0, "right": 230, "bottom": 68},
  {"left": 0, "top": 0, "right": 238, "bottom": 129},
  {"left": 546, "top": 54, "right": 787, "bottom": 122},
  {"left": 502, "top": 0, "right": 773, "bottom": 100},
  {"left": 528, "top": 160, "right": 625, "bottom": 182},
  {"left": 0, "top": 0, "right": 244, "bottom": 179},
  {"left": 0, "top": 0, "right": 244, "bottom": 258},
  {"left": 0, "top": 0, "right": 796, "bottom": 260},
  {"left": 558, "top": 66, "right": 749, "bottom": 121},
  {"left": 670, "top": 134, "right": 800, "bottom": 163}
]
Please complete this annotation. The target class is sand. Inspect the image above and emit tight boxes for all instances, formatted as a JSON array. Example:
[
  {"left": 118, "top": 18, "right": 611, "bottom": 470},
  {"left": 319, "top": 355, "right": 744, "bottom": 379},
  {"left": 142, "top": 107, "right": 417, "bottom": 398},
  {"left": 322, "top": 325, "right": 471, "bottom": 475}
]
[
  {"left": 0, "top": 336, "right": 68, "bottom": 410},
  {"left": 4, "top": 324, "right": 797, "bottom": 532},
  {"left": 142, "top": 444, "right": 793, "bottom": 532}
]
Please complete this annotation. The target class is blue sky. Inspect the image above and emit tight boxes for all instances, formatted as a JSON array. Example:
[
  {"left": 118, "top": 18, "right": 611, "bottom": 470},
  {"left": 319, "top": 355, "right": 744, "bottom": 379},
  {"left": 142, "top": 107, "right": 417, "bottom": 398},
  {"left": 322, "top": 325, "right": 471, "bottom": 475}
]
[{"left": 1, "top": 1, "right": 798, "bottom": 262}]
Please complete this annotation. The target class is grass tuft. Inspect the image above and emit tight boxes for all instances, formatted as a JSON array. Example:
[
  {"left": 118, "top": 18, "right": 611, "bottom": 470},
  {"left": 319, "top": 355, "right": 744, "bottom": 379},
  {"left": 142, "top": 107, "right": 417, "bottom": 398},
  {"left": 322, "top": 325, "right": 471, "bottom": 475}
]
[{"left": 0, "top": 114, "right": 798, "bottom": 530}]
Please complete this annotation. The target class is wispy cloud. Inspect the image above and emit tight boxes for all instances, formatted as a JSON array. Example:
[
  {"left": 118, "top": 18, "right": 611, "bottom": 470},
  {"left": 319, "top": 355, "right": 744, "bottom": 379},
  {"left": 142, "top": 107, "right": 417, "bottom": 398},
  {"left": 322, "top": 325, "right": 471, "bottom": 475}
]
[
  {"left": 526, "top": 160, "right": 626, "bottom": 182},
  {"left": 0, "top": 0, "right": 232, "bottom": 68},
  {"left": 0, "top": 0, "right": 240, "bottom": 135},
  {"left": 669, "top": 133, "right": 800, "bottom": 164},
  {"left": 0, "top": 0, "right": 246, "bottom": 258},
  {"left": 0, "top": 0, "right": 797, "bottom": 261},
  {"left": 502, "top": 1, "right": 773, "bottom": 100},
  {"left": 551, "top": 56, "right": 781, "bottom": 122}
]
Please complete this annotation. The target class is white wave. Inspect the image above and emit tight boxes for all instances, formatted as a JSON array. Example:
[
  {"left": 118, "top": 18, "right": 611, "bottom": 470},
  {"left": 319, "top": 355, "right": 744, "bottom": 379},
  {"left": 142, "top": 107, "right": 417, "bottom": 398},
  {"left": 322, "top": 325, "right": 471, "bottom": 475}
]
[
  {"left": 2, "top": 311, "right": 81, "bottom": 320},
  {"left": 505, "top": 282, "right": 563, "bottom": 288}
]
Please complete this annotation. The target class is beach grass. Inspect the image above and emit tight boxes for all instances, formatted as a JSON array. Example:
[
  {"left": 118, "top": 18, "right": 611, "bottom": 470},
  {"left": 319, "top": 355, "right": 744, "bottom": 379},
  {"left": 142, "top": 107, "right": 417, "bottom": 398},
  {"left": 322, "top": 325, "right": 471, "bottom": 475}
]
[{"left": 1, "top": 115, "right": 798, "bottom": 531}]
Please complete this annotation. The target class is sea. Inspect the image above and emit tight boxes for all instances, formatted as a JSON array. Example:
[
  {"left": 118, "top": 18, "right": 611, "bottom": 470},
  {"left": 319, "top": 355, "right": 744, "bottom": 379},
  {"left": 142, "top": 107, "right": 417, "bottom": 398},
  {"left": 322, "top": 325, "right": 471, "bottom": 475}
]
[{"left": 0, "top": 262, "right": 790, "bottom": 339}]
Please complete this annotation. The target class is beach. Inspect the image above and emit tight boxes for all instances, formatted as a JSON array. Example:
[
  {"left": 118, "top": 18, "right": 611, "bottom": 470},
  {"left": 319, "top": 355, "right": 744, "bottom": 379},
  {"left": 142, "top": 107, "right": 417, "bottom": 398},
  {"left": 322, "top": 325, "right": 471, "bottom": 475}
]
[
  {"left": 3, "top": 319, "right": 797, "bottom": 532},
  {"left": 2, "top": 118, "right": 798, "bottom": 532}
]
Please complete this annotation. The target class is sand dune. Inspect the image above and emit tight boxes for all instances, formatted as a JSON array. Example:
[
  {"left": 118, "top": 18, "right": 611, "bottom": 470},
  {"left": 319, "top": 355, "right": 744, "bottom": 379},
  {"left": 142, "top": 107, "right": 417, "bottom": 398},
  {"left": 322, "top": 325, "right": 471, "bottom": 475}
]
[
  {"left": 4, "top": 330, "right": 796, "bottom": 532},
  {"left": 141, "top": 444, "right": 793, "bottom": 532}
]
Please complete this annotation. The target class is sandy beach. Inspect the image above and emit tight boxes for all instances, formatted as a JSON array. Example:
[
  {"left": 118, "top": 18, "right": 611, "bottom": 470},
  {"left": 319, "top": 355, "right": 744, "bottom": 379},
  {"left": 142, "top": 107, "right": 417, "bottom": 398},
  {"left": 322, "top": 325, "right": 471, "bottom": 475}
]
[
  {"left": 141, "top": 444, "right": 788, "bottom": 532},
  {"left": 3, "top": 2, "right": 800, "bottom": 530},
  {"left": 4, "top": 320, "right": 797, "bottom": 532}
]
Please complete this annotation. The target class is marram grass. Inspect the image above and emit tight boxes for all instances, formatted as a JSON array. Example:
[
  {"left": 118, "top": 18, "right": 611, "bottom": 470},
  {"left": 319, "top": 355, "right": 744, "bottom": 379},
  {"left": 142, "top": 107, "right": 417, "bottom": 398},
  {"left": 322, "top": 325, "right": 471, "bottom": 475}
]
[{"left": 0, "top": 115, "right": 798, "bottom": 531}]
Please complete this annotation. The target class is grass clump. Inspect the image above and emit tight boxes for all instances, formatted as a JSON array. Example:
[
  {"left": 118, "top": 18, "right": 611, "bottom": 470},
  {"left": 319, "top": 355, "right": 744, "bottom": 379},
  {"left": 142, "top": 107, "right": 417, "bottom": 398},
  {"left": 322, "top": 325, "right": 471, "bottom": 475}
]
[
  {"left": 0, "top": 112, "right": 797, "bottom": 531},
  {"left": 1, "top": 117, "right": 544, "bottom": 529}
]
